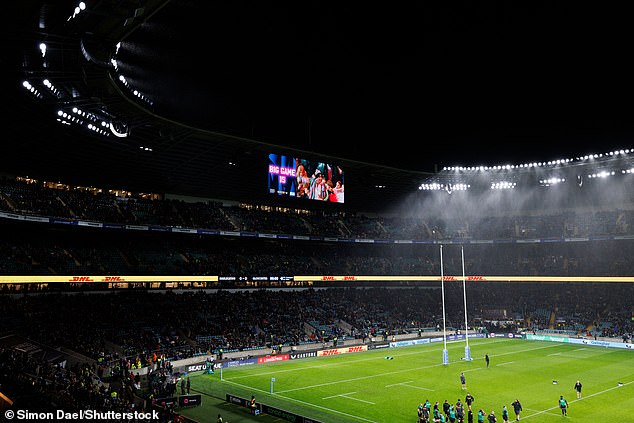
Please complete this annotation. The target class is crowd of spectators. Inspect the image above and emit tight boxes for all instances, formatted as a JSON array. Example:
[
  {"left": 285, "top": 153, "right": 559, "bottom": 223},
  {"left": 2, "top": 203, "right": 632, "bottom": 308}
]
[
  {"left": 1, "top": 178, "right": 633, "bottom": 280},
  {"left": 0, "top": 177, "right": 633, "bottom": 418},
  {"left": 1, "top": 178, "right": 634, "bottom": 278},
  {"left": 0, "top": 344, "right": 157, "bottom": 420},
  {"left": 1, "top": 177, "right": 634, "bottom": 242},
  {"left": 0, "top": 285, "right": 632, "bottom": 417},
  {"left": 1, "top": 284, "right": 632, "bottom": 366},
  {"left": 0, "top": 224, "right": 632, "bottom": 279},
  {"left": 0, "top": 285, "right": 632, "bottom": 416}
]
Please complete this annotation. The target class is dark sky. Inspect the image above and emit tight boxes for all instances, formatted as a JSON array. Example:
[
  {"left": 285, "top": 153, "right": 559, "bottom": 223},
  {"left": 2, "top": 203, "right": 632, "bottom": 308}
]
[
  {"left": 8, "top": 2, "right": 634, "bottom": 173},
  {"left": 115, "top": 2, "right": 634, "bottom": 172}
]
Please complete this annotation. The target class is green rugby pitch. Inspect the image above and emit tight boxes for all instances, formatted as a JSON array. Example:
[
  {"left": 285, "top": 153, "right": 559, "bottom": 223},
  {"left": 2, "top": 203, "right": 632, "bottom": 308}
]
[{"left": 180, "top": 338, "right": 634, "bottom": 422}]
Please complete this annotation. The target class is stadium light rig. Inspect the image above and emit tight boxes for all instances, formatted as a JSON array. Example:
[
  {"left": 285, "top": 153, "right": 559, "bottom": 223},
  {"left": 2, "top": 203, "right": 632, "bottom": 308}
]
[
  {"left": 422, "top": 147, "right": 634, "bottom": 193},
  {"left": 587, "top": 170, "right": 616, "bottom": 179},
  {"left": 490, "top": 181, "right": 516, "bottom": 190},
  {"left": 440, "top": 148, "right": 633, "bottom": 173},
  {"left": 418, "top": 183, "right": 470, "bottom": 193},
  {"left": 112, "top": 43, "right": 154, "bottom": 107},
  {"left": 21, "top": 81, "right": 43, "bottom": 99},
  {"left": 53, "top": 106, "right": 131, "bottom": 138},
  {"left": 68, "top": 2, "right": 87, "bottom": 21},
  {"left": 42, "top": 79, "right": 64, "bottom": 99},
  {"left": 538, "top": 177, "right": 566, "bottom": 187}
]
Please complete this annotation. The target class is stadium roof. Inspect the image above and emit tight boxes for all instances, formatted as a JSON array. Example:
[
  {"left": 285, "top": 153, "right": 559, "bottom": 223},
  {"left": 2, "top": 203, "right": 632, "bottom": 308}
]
[{"left": 5, "top": 1, "right": 634, "bottom": 212}]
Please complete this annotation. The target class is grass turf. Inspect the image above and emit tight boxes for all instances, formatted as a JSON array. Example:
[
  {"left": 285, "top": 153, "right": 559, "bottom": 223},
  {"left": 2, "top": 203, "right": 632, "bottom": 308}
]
[{"left": 180, "top": 338, "right": 634, "bottom": 422}]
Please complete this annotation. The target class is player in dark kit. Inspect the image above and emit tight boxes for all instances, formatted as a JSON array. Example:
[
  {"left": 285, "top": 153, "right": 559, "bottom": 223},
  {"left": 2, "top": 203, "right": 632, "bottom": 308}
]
[
  {"left": 574, "top": 380, "right": 582, "bottom": 399},
  {"left": 455, "top": 399, "right": 465, "bottom": 422},
  {"left": 443, "top": 399, "right": 451, "bottom": 419},
  {"left": 422, "top": 405, "right": 430, "bottom": 423},
  {"left": 465, "top": 392, "right": 475, "bottom": 410},
  {"left": 511, "top": 399, "right": 522, "bottom": 421}
]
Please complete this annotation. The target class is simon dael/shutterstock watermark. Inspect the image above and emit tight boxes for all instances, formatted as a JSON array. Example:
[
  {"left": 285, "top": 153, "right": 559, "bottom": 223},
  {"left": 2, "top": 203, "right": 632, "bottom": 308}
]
[{"left": 5, "top": 409, "right": 160, "bottom": 420}]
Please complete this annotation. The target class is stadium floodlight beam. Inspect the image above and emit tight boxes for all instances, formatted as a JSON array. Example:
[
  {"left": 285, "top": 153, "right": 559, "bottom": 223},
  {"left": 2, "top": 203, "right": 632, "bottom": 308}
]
[
  {"left": 461, "top": 246, "right": 472, "bottom": 361},
  {"left": 440, "top": 244, "right": 449, "bottom": 365}
]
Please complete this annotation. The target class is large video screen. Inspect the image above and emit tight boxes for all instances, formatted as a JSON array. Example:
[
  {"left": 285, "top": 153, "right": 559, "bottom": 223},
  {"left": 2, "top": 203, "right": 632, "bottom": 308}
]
[{"left": 268, "top": 154, "right": 344, "bottom": 203}]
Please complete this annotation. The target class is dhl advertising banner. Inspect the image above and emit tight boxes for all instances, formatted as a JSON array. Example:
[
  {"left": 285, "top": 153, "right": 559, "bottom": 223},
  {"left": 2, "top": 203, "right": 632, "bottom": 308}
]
[
  {"left": 0, "top": 275, "right": 219, "bottom": 283},
  {"left": 295, "top": 275, "right": 634, "bottom": 283},
  {"left": 317, "top": 345, "right": 367, "bottom": 357},
  {"left": 1, "top": 275, "right": 633, "bottom": 285}
]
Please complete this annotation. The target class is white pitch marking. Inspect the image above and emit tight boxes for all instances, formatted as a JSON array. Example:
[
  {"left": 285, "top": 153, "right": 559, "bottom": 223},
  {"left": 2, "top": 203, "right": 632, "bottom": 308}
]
[
  {"left": 520, "top": 380, "right": 634, "bottom": 420},
  {"left": 222, "top": 379, "right": 379, "bottom": 423},
  {"left": 276, "top": 343, "right": 561, "bottom": 394},
  {"left": 323, "top": 391, "right": 357, "bottom": 399},
  {"left": 462, "top": 367, "right": 484, "bottom": 373},
  {"left": 385, "top": 380, "right": 415, "bottom": 387},
  {"left": 524, "top": 407, "right": 561, "bottom": 417},
  {"left": 340, "top": 394, "right": 375, "bottom": 404},
  {"left": 385, "top": 380, "right": 434, "bottom": 391}
]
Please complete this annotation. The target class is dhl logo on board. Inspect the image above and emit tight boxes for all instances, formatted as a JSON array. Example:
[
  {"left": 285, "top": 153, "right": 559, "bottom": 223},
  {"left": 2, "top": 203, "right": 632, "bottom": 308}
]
[
  {"left": 69, "top": 276, "right": 124, "bottom": 282},
  {"left": 317, "top": 345, "right": 367, "bottom": 357},
  {"left": 0, "top": 275, "right": 633, "bottom": 284}
]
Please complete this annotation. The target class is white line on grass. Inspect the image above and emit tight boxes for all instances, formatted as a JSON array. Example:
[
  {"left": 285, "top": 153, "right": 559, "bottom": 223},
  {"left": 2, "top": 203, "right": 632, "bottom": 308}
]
[
  {"left": 571, "top": 379, "right": 633, "bottom": 402},
  {"left": 385, "top": 380, "right": 414, "bottom": 387},
  {"left": 274, "top": 343, "right": 561, "bottom": 394},
  {"left": 276, "top": 361, "right": 448, "bottom": 393},
  {"left": 461, "top": 368, "right": 484, "bottom": 373},
  {"left": 521, "top": 379, "right": 634, "bottom": 420},
  {"left": 323, "top": 392, "right": 357, "bottom": 399},
  {"left": 524, "top": 407, "right": 561, "bottom": 417},
  {"left": 228, "top": 339, "right": 473, "bottom": 381},
  {"left": 339, "top": 394, "right": 375, "bottom": 404},
  {"left": 548, "top": 353, "right": 610, "bottom": 360},
  {"left": 230, "top": 338, "right": 514, "bottom": 381},
  {"left": 481, "top": 342, "right": 561, "bottom": 362},
  {"left": 395, "top": 383, "right": 434, "bottom": 391},
  {"left": 222, "top": 378, "right": 380, "bottom": 423},
  {"left": 495, "top": 361, "right": 514, "bottom": 366},
  {"left": 219, "top": 341, "right": 560, "bottom": 422},
  {"left": 385, "top": 380, "right": 434, "bottom": 391},
  {"left": 548, "top": 347, "right": 610, "bottom": 358}
]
